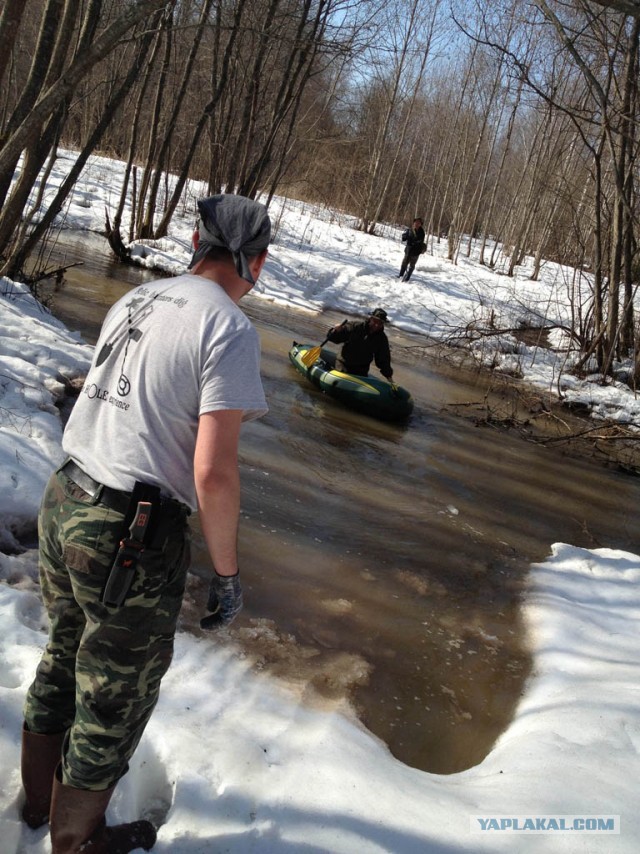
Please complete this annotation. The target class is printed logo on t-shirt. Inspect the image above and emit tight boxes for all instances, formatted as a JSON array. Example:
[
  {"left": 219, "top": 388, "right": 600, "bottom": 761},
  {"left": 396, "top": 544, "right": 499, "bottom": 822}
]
[
  {"left": 85, "top": 284, "right": 191, "bottom": 412},
  {"left": 95, "top": 287, "right": 190, "bottom": 373},
  {"left": 117, "top": 374, "right": 131, "bottom": 396},
  {"left": 80, "top": 382, "right": 130, "bottom": 411}
]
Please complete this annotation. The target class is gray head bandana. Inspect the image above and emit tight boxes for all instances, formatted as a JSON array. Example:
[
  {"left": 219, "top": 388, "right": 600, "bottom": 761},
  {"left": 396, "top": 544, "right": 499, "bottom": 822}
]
[{"left": 188, "top": 194, "right": 271, "bottom": 284}]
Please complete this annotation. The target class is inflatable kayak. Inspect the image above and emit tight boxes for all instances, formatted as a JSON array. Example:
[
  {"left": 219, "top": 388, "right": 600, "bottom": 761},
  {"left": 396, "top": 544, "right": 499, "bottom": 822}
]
[{"left": 289, "top": 342, "right": 414, "bottom": 422}]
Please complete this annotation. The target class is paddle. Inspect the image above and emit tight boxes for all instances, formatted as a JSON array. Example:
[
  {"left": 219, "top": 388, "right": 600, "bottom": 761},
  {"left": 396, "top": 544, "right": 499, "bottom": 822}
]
[
  {"left": 301, "top": 338, "right": 328, "bottom": 368},
  {"left": 301, "top": 320, "right": 347, "bottom": 368}
]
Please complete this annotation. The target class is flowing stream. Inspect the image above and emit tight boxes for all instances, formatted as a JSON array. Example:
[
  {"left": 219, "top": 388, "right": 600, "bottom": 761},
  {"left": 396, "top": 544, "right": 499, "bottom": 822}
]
[{"left": 36, "top": 232, "right": 640, "bottom": 774}]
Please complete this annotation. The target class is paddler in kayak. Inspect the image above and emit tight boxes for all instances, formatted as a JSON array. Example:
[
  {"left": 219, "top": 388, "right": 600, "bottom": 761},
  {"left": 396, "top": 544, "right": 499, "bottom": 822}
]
[{"left": 325, "top": 308, "right": 394, "bottom": 380}]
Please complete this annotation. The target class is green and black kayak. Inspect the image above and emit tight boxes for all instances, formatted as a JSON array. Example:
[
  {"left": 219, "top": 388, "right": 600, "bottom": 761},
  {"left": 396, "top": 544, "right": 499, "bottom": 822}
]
[{"left": 289, "top": 342, "right": 414, "bottom": 422}]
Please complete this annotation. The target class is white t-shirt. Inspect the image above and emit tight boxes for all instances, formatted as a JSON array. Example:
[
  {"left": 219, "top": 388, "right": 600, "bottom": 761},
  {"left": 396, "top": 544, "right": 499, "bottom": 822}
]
[{"left": 62, "top": 273, "right": 267, "bottom": 510}]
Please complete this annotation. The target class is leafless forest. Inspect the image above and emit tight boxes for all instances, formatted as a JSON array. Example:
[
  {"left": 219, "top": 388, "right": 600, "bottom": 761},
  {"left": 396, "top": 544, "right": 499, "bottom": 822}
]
[{"left": 1, "top": 0, "right": 639, "bottom": 381}]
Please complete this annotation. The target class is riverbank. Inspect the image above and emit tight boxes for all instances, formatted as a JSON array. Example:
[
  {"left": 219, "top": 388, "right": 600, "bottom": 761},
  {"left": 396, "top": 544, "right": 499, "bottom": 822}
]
[{"left": 430, "top": 344, "right": 640, "bottom": 475}]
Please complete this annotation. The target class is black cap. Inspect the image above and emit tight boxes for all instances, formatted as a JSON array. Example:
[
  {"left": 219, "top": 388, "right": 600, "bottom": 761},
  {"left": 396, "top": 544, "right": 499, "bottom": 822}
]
[{"left": 370, "top": 308, "right": 389, "bottom": 323}]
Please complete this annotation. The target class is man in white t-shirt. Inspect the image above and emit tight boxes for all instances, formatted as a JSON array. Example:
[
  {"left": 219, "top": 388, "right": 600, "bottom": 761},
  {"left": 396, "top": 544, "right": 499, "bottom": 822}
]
[{"left": 20, "top": 195, "right": 271, "bottom": 853}]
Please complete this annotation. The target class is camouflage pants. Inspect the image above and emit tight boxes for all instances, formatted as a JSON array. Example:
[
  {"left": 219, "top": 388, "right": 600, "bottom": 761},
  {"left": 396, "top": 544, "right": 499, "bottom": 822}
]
[{"left": 24, "top": 467, "right": 190, "bottom": 790}]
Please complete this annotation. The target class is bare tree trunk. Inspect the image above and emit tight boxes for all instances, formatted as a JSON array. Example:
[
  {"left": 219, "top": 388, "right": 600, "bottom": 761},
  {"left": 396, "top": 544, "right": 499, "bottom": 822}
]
[
  {"left": 574, "top": 135, "right": 607, "bottom": 373},
  {"left": 0, "top": 0, "right": 168, "bottom": 260},
  {"left": 239, "top": 0, "right": 333, "bottom": 199},
  {"left": 0, "top": 0, "right": 27, "bottom": 91},
  {"left": 367, "top": 1, "right": 440, "bottom": 230},
  {"left": 0, "top": 2, "right": 166, "bottom": 173},
  {"left": 432, "top": 44, "right": 480, "bottom": 253},
  {"left": 606, "top": 17, "right": 639, "bottom": 361},
  {"left": 205, "top": 1, "right": 226, "bottom": 194},
  {"left": 621, "top": 23, "right": 638, "bottom": 355},
  {"left": 113, "top": 10, "right": 167, "bottom": 236},
  {"left": 479, "top": 76, "right": 524, "bottom": 265},
  {"left": 139, "top": 0, "right": 214, "bottom": 238},
  {"left": 2, "top": 20, "right": 159, "bottom": 277},
  {"left": 448, "top": 48, "right": 507, "bottom": 263},
  {"left": 0, "top": 0, "right": 102, "bottom": 255},
  {"left": 0, "top": 0, "right": 66, "bottom": 205},
  {"left": 154, "top": 0, "right": 249, "bottom": 237},
  {"left": 358, "top": 0, "right": 420, "bottom": 233},
  {"left": 227, "top": 0, "right": 281, "bottom": 194},
  {"left": 136, "top": 6, "right": 174, "bottom": 237}
]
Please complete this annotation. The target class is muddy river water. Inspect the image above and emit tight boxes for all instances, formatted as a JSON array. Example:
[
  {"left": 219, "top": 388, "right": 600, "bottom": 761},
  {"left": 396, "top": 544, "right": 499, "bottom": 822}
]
[{"left": 39, "top": 232, "right": 639, "bottom": 775}]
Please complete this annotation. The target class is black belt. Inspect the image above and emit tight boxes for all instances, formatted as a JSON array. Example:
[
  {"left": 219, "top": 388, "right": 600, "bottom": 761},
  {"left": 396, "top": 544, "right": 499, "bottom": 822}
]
[
  {"left": 61, "top": 459, "right": 190, "bottom": 520},
  {"left": 61, "top": 460, "right": 132, "bottom": 514}
]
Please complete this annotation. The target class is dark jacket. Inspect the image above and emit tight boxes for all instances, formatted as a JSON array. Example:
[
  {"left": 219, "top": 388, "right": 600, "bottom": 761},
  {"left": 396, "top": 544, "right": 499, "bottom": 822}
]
[
  {"left": 326, "top": 320, "right": 393, "bottom": 379},
  {"left": 402, "top": 226, "right": 426, "bottom": 257}
]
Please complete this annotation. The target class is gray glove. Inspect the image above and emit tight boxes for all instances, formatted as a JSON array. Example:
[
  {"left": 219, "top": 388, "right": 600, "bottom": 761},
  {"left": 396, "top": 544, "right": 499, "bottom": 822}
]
[{"left": 200, "top": 570, "right": 243, "bottom": 630}]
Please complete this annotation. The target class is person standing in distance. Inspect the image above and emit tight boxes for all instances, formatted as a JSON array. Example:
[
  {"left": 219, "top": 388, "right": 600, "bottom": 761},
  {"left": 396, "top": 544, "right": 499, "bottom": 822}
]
[
  {"left": 398, "top": 217, "right": 426, "bottom": 281},
  {"left": 20, "top": 194, "right": 271, "bottom": 853}
]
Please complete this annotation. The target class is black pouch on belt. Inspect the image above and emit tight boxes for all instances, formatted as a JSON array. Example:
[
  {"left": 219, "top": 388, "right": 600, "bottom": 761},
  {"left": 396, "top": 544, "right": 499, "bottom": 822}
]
[{"left": 101, "top": 482, "right": 161, "bottom": 607}]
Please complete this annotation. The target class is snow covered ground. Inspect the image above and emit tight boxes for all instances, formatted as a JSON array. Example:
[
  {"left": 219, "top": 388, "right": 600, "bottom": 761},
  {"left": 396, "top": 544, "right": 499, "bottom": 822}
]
[{"left": 0, "top": 150, "right": 638, "bottom": 851}]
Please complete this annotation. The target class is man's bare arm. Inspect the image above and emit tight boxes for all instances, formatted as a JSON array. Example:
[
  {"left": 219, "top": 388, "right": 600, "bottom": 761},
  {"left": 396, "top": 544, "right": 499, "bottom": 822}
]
[{"left": 194, "top": 409, "right": 244, "bottom": 576}]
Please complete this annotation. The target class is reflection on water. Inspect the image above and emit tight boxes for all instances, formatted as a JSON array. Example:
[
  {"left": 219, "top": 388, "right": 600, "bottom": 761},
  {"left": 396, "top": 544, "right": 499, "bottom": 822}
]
[
  {"left": 33, "top": 231, "right": 157, "bottom": 343},
  {"left": 42, "top": 232, "right": 640, "bottom": 774}
]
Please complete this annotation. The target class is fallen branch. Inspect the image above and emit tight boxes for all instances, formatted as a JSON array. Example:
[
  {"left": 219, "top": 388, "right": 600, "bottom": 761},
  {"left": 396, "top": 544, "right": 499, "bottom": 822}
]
[
  {"left": 24, "top": 262, "right": 83, "bottom": 287},
  {"left": 536, "top": 423, "right": 640, "bottom": 445}
]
